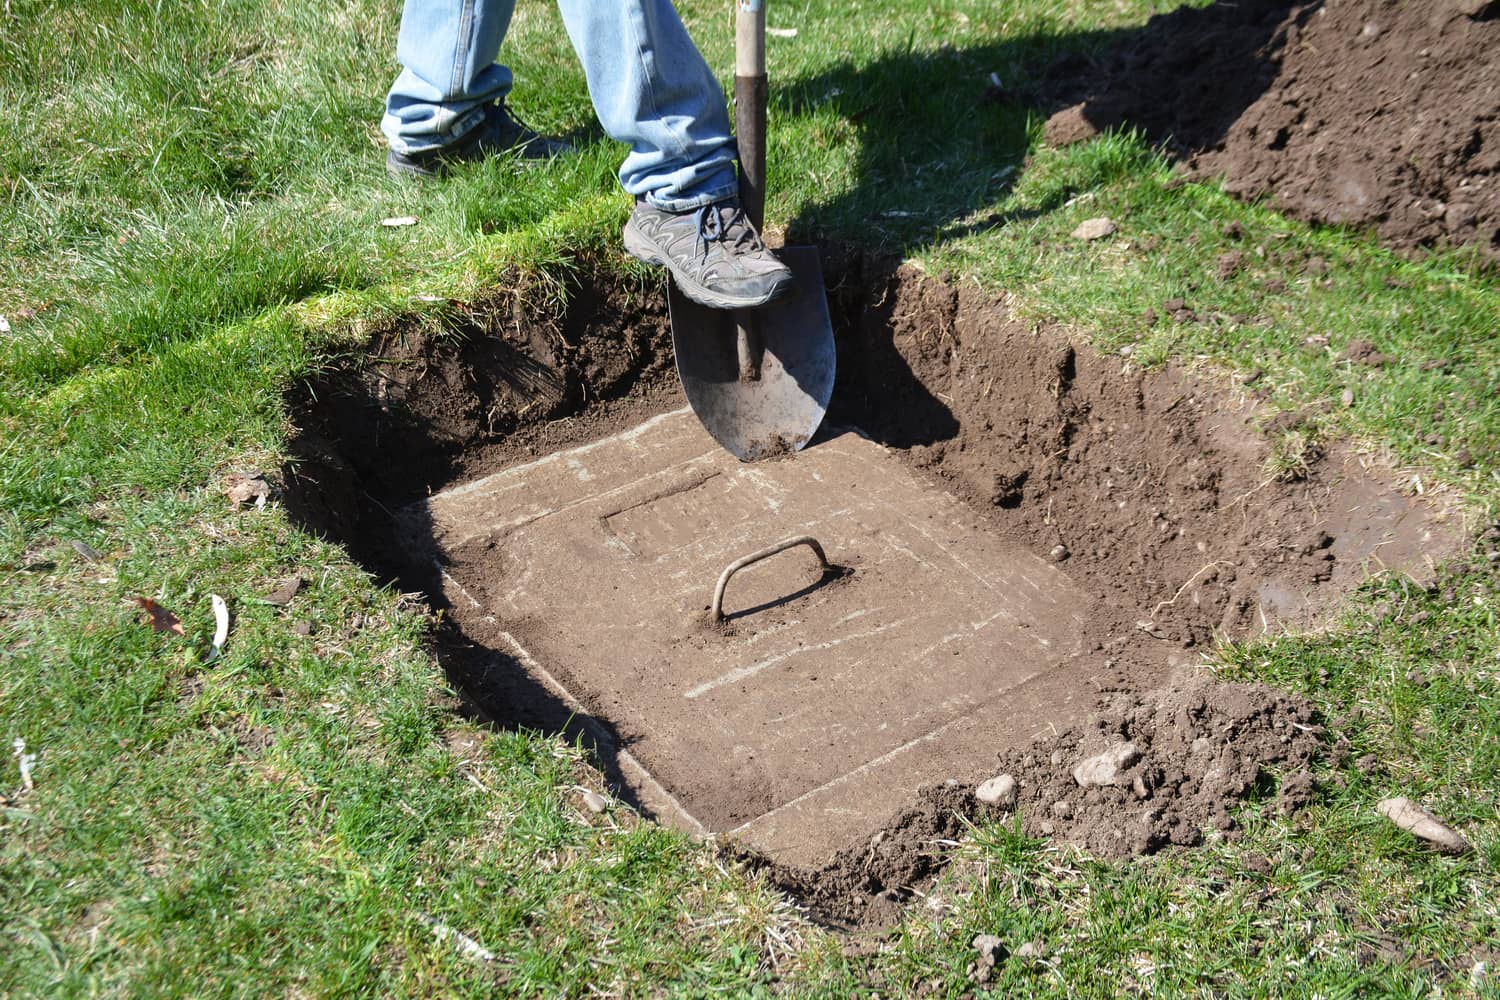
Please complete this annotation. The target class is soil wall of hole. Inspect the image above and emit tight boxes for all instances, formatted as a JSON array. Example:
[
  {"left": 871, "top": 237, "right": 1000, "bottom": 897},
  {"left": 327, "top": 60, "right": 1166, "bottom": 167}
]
[
  {"left": 282, "top": 254, "right": 1462, "bottom": 928},
  {"left": 1038, "top": 0, "right": 1500, "bottom": 259}
]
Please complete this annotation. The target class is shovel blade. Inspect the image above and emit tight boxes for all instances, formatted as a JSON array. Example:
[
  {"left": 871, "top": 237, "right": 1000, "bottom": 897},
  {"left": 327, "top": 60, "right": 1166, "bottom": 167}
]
[{"left": 669, "top": 245, "right": 835, "bottom": 462}]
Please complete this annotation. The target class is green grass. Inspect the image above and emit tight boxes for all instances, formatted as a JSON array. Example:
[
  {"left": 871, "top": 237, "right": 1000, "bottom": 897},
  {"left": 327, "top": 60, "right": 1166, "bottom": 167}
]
[{"left": 3, "top": 0, "right": 1498, "bottom": 994}]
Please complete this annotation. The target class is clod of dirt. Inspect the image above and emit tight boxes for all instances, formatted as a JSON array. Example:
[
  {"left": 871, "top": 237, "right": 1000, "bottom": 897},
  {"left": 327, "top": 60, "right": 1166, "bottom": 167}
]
[
  {"left": 1276, "top": 770, "right": 1317, "bottom": 814},
  {"left": 1341, "top": 339, "right": 1394, "bottom": 367},
  {"left": 1215, "top": 250, "right": 1247, "bottom": 280},
  {"left": 1044, "top": 103, "right": 1101, "bottom": 146},
  {"left": 1377, "top": 797, "right": 1473, "bottom": 854},
  {"left": 970, "top": 934, "right": 1008, "bottom": 984},
  {"left": 1038, "top": 0, "right": 1500, "bottom": 257},
  {"left": 976, "top": 773, "right": 1018, "bottom": 808}
]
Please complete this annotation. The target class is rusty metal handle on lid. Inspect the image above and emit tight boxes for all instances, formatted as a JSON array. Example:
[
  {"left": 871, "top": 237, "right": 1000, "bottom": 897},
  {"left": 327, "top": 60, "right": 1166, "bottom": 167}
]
[{"left": 712, "top": 535, "right": 830, "bottom": 622}]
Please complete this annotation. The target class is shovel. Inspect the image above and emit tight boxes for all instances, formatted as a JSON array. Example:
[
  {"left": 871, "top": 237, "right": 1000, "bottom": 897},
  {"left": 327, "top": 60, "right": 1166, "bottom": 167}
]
[{"left": 668, "top": 0, "right": 836, "bottom": 462}]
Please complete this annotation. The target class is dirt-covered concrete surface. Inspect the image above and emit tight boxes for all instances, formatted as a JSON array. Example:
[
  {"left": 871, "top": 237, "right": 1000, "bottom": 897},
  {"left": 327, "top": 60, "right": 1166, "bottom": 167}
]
[
  {"left": 1040, "top": 0, "right": 1500, "bottom": 257},
  {"left": 281, "top": 256, "right": 1465, "bottom": 928}
]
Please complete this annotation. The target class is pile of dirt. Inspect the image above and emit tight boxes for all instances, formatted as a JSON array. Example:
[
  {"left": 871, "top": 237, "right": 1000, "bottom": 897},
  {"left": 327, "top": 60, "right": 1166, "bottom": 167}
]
[
  {"left": 1040, "top": 0, "right": 1500, "bottom": 257},
  {"left": 774, "top": 671, "right": 1320, "bottom": 928},
  {"left": 988, "top": 671, "right": 1321, "bottom": 854}
]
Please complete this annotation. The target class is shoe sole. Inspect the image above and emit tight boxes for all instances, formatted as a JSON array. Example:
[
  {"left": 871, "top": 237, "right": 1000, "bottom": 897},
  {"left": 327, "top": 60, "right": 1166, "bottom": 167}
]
[{"left": 622, "top": 218, "right": 792, "bottom": 311}]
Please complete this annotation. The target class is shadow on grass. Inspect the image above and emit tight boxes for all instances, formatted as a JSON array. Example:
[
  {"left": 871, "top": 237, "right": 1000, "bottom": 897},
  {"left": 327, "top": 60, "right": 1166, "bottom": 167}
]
[{"left": 777, "top": 0, "right": 1305, "bottom": 254}]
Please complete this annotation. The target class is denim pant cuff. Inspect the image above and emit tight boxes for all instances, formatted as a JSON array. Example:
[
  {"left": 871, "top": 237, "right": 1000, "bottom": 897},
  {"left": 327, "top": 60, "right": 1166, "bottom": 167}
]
[{"left": 644, "top": 181, "right": 739, "bottom": 214}]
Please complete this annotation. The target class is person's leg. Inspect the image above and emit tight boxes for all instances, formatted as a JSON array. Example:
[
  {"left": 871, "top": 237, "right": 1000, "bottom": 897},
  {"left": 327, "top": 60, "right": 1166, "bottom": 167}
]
[
  {"left": 382, "top": 0, "right": 516, "bottom": 155},
  {"left": 557, "top": 0, "right": 791, "bottom": 309},
  {"left": 555, "top": 0, "right": 737, "bottom": 210}
]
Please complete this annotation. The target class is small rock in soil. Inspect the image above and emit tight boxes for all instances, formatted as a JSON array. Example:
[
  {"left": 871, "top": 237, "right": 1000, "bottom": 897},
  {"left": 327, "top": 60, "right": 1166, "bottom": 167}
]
[
  {"left": 581, "top": 790, "right": 609, "bottom": 813},
  {"left": 976, "top": 773, "right": 1018, "bottom": 809},
  {"left": 1073, "top": 742, "right": 1142, "bottom": 787},
  {"left": 1377, "top": 796, "right": 1472, "bottom": 854},
  {"left": 292, "top": 621, "right": 313, "bottom": 636},
  {"left": 1341, "top": 388, "right": 1355, "bottom": 408},
  {"left": 1072, "top": 217, "right": 1117, "bottom": 241},
  {"left": 1049, "top": 544, "right": 1070, "bottom": 562}
]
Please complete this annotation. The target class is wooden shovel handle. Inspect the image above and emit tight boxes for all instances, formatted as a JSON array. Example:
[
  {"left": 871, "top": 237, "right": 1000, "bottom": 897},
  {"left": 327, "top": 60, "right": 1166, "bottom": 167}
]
[{"left": 734, "top": 0, "right": 767, "bottom": 230}]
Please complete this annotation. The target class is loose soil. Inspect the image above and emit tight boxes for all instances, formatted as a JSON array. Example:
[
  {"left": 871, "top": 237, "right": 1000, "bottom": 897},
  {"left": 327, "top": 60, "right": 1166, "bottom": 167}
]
[
  {"left": 283, "top": 254, "right": 1462, "bottom": 929},
  {"left": 1039, "top": 0, "right": 1500, "bottom": 258}
]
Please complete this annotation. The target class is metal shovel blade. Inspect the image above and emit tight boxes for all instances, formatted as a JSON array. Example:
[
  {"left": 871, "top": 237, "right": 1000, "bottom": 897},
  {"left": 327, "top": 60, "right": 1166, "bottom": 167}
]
[{"left": 669, "top": 245, "right": 836, "bottom": 462}]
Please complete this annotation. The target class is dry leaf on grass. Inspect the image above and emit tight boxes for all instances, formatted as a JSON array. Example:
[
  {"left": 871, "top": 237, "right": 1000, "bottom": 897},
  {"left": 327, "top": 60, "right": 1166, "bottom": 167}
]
[
  {"left": 264, "top": 576, "right": 303, "bottom": 606},
  {"left": 1376, "top": 796, "right": 1472, "bottom": 854},
  {"left": 223, "top": 472, "right": 270, "bottom": 509},
  {"left": 70, "top": 540, "right": 103, "bottom": 562},
  {"left": 134, "top": 597, "right": 186, "bottom": 636}
]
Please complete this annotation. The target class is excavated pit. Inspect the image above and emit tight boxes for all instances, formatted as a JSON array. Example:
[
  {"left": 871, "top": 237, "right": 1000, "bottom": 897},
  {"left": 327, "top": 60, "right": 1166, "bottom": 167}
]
[{"left": 283, "top": 254, "right": 1462, "bottom": 928}]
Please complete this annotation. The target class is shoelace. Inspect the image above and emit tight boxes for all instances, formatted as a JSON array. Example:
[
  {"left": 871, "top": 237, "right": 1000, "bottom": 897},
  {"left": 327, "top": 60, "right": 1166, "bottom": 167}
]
[{"left": 694, "top": 203, "right": 765, "bottom": 262}]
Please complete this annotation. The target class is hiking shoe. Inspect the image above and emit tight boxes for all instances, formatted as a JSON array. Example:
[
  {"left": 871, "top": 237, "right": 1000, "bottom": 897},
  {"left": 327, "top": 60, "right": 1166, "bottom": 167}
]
[
  {"left": 386, "top": 102, "right": 573, "bottom": 180},
  {"left": 623, "top": 199, "right": 795, "bottom": 310}
]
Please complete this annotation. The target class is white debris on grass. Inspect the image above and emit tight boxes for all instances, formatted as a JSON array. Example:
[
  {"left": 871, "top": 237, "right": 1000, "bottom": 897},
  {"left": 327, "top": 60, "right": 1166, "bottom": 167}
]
[
  {"left": 381, "top": 216, "right": 419, "bottom": 227},
  {"left": 418, "top": 913, "right": 496, "bottom": 963},
  {"left": 208, "top": 594, "right": 230, "bottom": 661},
  {"left": 12, "top": 738, "right": 37, "bottom": 792}
]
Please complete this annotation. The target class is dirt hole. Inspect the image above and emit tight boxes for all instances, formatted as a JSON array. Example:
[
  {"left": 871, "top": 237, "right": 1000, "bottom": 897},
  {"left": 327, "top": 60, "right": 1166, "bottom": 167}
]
[{"left": 283, "top": 253, "right": 1461, "bottom": 929}]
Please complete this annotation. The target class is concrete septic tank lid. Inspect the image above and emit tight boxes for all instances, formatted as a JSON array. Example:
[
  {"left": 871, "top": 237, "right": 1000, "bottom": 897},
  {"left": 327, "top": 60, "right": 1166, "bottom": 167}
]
[{"left": 403, "top": 409, "right": 1101, "bottom": 867}]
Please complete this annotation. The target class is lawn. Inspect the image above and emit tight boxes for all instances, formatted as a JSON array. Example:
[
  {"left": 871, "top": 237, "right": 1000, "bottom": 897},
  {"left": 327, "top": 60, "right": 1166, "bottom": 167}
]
[{"left": 2, "top": 0, "right": 1497, "bottom": 995}]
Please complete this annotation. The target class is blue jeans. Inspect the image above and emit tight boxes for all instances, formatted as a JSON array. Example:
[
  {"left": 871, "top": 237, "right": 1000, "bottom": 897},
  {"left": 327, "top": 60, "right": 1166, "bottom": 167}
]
[{"left": 382, "top": 0, "right": 739, "bottom": 212}]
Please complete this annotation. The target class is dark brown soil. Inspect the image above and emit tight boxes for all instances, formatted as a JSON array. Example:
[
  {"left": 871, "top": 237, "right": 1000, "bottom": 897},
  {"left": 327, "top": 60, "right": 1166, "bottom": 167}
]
[
  {"left": 772, "top": 669, "right": 1321, "bottom": 928},
  {"left": 282, "top": 253, "right": 1462, "bottom": 930},
  {"left": 1040, "top": 0, "right": 1500, "bottom": 257}
]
